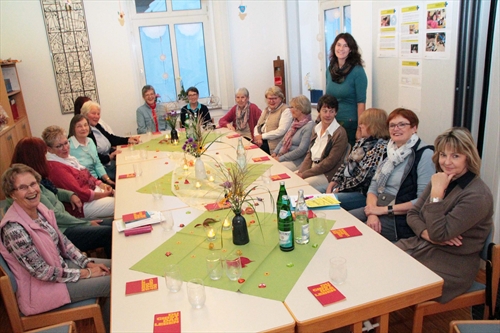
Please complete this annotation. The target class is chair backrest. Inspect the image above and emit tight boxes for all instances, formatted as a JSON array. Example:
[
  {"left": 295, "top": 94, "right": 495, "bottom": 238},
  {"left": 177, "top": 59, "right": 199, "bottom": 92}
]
[
  {"left": 0, "top": 253, "right": 24, "bottom": 332},
  {"left": 0, "top": 252, "right": 17, "bottom": 292}
]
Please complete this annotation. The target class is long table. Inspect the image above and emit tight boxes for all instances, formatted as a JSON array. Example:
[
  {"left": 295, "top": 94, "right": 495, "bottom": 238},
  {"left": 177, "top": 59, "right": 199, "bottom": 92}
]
[{"left": 111, "top": 129, "right": 443, "bottom": 332}]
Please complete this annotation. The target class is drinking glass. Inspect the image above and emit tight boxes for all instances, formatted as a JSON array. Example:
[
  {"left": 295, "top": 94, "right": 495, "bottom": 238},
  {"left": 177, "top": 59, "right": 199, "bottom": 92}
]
[
  {"left": 206, "top": 252, "right": 223, "bottom": 280},
  {"left": 160, "top": 210, "right": 173, "bottom": 231},
  {"left": 262, "top": 167, "right": 272, "bottom": 184},
  {"left": 152, "top": 182, "right": 162, "bottom": 200},
  {"left": 313, "top": 212, "right": 327, "bottom": 235},
  {"left": 187, "top": 278, "right": 206, "bottom": 309},
  {"left": 133, "top": 163, "right": 142, "bottom": 177},
  {"left": 164, "top": 264, "right": 183, "bottom": 292},
  {"left": 140, "top": 149, "right": 148, "bottom": 160},
  {"left": 329, "top": 257, "right": 347, "bottom": 285},
  {"left": 225, "top": 254, "right": 242, "bottom": 281}
]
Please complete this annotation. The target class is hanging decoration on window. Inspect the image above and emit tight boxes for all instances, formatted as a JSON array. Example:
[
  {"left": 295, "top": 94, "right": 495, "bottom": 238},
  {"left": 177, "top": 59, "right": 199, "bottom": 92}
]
[
  {"left": 40, "top": 0, "right": 99, "bottom": 114},
  {"left": 238, "top": 1, "right": 247, "bottom": 20},
  {"left": 118, "top": 0, "right": 125, "bottom": 26}
]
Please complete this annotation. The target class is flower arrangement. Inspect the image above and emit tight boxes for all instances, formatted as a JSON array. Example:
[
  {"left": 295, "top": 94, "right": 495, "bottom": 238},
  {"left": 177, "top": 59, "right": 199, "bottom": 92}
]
[
  {"left": 165, "top": 110, "right": 179, "bottom": 129},
  {"left": 182, "top": 111, "right": 219, "bottom": 158}
]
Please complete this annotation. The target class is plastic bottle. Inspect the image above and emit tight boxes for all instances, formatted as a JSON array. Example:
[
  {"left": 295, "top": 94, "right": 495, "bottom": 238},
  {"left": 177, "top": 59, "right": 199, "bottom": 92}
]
[
  {"left": 236, "top": 137, "right": 246, "bottom": 170},
  {"left": 294, "top": 189, "right": 310, "bottom": 244},
  {"left": 278, "top": 195, "right": 294, "bottom": 252}
]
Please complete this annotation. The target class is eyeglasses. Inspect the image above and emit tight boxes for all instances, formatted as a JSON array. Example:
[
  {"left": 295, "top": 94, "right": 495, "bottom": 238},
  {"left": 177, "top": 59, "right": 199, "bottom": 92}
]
[
  {"left": 53, "top": 141, "right": 69, "bottom": 150},
  {"left": 14, "top": 181, "right": 39, "bottom": 192},
  {"left": 267, "top": 97, "right": 279, "bottom": 101},
  {"left": 389, "top": 122, "right": 411, "bottom": 130}
]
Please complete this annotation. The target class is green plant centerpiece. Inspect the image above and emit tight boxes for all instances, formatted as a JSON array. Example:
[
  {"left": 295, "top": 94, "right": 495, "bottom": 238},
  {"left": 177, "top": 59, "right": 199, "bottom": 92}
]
[{"left": 165, "top": 110, "right": 179, "bottom": 143}]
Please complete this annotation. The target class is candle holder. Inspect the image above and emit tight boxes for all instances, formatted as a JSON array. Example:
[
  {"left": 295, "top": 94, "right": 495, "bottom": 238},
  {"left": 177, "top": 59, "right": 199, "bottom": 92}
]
[
  {"left": 222, "top": 217, "right": 232, "bottom": 231},
  {"left": 195, "top": 182, "right": 202, "bottom": 189},
  {"left": 204, "top": 225, "right": 216, "bottom": 241},
  {"left": 208, "top": 175, "right": 215, "bottom": 182}
]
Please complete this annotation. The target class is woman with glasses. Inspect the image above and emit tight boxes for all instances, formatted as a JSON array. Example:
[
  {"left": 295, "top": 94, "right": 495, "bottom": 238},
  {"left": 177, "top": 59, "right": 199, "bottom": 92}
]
[
  {"left": 218, "top": 88, "right": 262, "bottom": 141},
  {"left": 326, "top": 33, "right": 368, "bottom": 147},
  {"left": 271, "top": 95, "right": 314, "bottom": 171},
  {"left": 180, "top": 86, "right": 213, "bottom": 128},
  {"left": 42, "top": 125, "right": 115, "bottom": 219},
  {"left": 253, "top": 86, "right": 293, "bottom": 154},
  {"left": 0, "top": 164, "right": 110, "bottom": 325},
  {"left": 349, "top": 108, "right": 435, "bottom": 242},
  {"left": 136, "top": 85, "right": 167, "bottom": 134},
  {"left": 297, "top": 94, "right": 349, "bottom": 192}
]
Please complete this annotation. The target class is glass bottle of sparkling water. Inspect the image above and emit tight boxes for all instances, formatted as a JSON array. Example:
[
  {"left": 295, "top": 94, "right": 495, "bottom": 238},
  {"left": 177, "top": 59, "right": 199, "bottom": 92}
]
[
  {"left": 276, "top": 181, "right": 288, "bottom": 222},
  {"left": 278, "top": 195, "right": 294, "bottom": 252},
  {"left": 294, "top": 189, "right": 310, "bottom": 244}
]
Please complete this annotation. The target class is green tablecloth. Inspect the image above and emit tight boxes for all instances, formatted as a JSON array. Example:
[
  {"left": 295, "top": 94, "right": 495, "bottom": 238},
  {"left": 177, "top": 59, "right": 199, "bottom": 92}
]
[
  {"left": 130, "top": 210, "right": 336, "bottom": 301},
  {"left": 133, "top": 132, "right": 223, "bottom": 152}
]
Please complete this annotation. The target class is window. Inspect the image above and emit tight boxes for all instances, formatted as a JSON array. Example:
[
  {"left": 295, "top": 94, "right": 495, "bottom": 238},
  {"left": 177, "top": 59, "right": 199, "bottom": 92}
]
[
  {"left": 131, "top": 0, "right": 214, "bottom": 103},
  {"left": 321, "top": 1, "right": 351, "bottom": 69}
]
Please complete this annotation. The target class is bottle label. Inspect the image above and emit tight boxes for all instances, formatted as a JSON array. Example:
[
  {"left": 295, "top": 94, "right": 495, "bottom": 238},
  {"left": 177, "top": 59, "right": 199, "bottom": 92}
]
[
  {"left": 279, "top": 210, "right": 290, "bottom": 219},
  {"left": 279, "top": 230, "right": 293, "bottom": 247}
]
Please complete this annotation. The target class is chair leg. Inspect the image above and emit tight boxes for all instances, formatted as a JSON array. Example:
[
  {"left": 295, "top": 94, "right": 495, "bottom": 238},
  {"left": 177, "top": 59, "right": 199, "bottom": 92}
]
[{"left": 412, "top": 306, "right": 425, "bottom": 333}]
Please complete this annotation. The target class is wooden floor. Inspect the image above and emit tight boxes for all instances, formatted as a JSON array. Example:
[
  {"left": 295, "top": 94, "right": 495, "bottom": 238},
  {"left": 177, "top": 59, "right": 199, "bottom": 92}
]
[{"left": 0, "top": 300, "right": 471, "bottom": 333}]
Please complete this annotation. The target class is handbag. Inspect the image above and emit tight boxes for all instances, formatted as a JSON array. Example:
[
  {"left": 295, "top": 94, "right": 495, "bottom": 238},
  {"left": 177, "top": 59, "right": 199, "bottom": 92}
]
[{"left": 376, "top": 193, "right": 395, "bottom": 206}]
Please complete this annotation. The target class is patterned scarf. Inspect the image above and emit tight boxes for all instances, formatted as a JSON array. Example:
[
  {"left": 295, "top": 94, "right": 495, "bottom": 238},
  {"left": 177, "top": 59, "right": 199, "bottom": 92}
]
[
  {"left": 148, "top": 102, "right": 159, "bottom": 132},
  {"left": 279, "top": 115, "right": 312, "bottom": 155},
  {"left": 374, "top": 133, "right": 419, "bottom": 193},
  {"left": 235, "top": 102, "right": 250, "bottom": 131},
  {"left": 329, "top": 61, "right": 355, "bottom": 83}
]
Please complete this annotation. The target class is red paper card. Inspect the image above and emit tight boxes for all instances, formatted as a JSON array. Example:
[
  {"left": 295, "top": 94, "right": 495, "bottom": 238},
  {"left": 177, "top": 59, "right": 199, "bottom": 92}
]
[
  {"left": 292, "top": 210, "right": 316, "bottom": 220},
  {"left": 252, "top": 156, "right": 270, "bottom": 162},
  {"left": 124, "top": 224, "right": 153, "bottom": 236},
  {"left": 119, "top": 173, "right": 136, "bottom": 179},
  {"left": 244, "top": 144, "right": 258, "bottom": 150},
  {"left": 122, "top": 211, "right": 150, "bottom": 223},
  {"left": 153, "top": 311, "right": 181, "bottom": 333},
  {"left": 126, "top": 277, "right": 159, "bottom": 295},
  {"left": 226, "top": 133, "right": 241, "bottom": 139},
  {"left": 330, "top": 226, "right": 363, "bottom": 239},
  {"left": 204, "top": 202, "right": 231, "bottom": 211},
  {"left": 270, "top": 173, "right": 290, "bottom": 181},
  {"left": 307, "top": 281, "right": 346, "bottom": 306}
]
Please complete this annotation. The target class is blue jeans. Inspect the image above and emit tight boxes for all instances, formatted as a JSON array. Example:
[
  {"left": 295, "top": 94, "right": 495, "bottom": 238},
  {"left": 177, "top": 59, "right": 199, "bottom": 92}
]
[{"left": 336, "top": 191, "right": 367, "bottom": 211}]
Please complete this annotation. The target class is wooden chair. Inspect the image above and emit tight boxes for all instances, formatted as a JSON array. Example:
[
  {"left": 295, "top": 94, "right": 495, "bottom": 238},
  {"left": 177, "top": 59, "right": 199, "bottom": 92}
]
[
  {"left": 0, "top": 255, "right": 106, "bottom": 333},
  {"left": 412, "top": 231, "right": 500, "bottom": 333},
  {"left": 449, "top": 320, "right": 500, "bottom": 333},
  {"left": 26, "top": 321, "right": 77, "bottom": 333}
]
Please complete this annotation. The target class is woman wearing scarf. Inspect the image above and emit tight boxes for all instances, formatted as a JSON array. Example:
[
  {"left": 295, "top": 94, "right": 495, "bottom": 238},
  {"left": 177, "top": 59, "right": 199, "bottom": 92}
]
[
  {"left": 349, "top": 108, "right": 435, "bottom": 242},
  {"left": 271, "top": 95, "right": 314, "bottom": 171},
  {"left": 136, "top": 85, "right": 167, "bottom": 134},
  {"left": 326, "top": 108, "right": 390, "bottom": 210},
  {"left": 297, "top": 94, "right": 349, "bottom": 192},
  {"left": 253, "top": 86, "right": 293, "bottom": 155},
  {"left": 42, "top": 125, "right": 115, "bottom": 219},
  {"left": 326, "top": 33, "right": 368, "bottom": 147},
  {"left": 218, "top": 88, "right": 262, "bottom": 140}
]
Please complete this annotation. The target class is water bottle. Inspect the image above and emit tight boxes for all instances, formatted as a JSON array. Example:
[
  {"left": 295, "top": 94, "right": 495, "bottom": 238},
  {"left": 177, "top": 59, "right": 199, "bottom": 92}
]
[
  {"left": 278, "top": 195, "right": 294, "bottom": 252},
  {"left": 276, "top": 181, "right": 288, "bottom": 222},
  {"left": 236, "top": 137, "right": 246, "bottom": 170},
  {"left": 294, "top": 189, "right": 310, "bottom": 244}
]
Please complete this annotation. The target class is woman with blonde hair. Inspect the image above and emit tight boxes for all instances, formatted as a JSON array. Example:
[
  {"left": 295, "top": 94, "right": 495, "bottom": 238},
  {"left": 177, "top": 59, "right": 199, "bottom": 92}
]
[
  {"left": 326, "top": 108, "right": 389, "bottom": 210},
  {"left": 396, "top": 127, "right": 492, "bottom": 303}
]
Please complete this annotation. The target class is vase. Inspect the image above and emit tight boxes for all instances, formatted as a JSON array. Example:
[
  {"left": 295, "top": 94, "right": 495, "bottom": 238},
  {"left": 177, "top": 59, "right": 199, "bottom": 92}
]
[
  {"left": 194, "top": 157, "right": 207, "bottom": 180},
  {"left": 232, "top": 213, "right": 249, "bottom": 245},
  {"left": 170, "top": 128, "right": 179, "bottom": 143}
]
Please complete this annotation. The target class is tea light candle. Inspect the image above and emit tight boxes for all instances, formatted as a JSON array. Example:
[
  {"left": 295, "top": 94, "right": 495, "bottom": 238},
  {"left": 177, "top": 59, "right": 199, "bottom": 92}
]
[
  {"left": 208, "top": 175, "right": 215, "bottom": 182},
  {"left": 205, "top": 225, "right": 216, "bottom": 241},
  {"left": 222, "top": 218, "right": 231, "bottom": 230},
  {"left": 183, "top": 164, "right": 189, "bottom": 171},
  {"left": 195, "top": 182, "right": 201, "bottom": 189},
  {"left": 173, "top": 139, "right": 179, "bottom": 145},
  {"left": 165, "top": 133, "right": 171, "bottom": 140}
]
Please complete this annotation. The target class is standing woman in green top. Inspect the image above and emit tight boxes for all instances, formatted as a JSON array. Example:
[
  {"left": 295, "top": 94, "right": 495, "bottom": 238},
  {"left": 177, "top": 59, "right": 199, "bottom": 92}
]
[{"left": 326, "top": 33, "right": 368, "bottom": 147}]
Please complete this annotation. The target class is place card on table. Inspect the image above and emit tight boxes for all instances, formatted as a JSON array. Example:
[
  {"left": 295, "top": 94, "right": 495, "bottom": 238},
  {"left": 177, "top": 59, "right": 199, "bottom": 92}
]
[
  {"left": 252, "top": 156, "right": 270, "bottom": 162},
  {"left": 330, "top": 226, "right": 362, "bottom": 239},
  {"left": 292, "top": 210, "right": 316, "bottom": 219},
  {"left": 204, "top": 202, "right": 231, "bottom": 211},
  {"left": 307, "top": 281, "right": 346, "bottom": 306},
  {"left": 244, "top": 144, "right": 259, "bottom": 150},
  {"left": 118, "top": 173, "right": 136, "bottom": 179},
  {"left": 124, "top": 224, "right": 153, "bottom": 237},
  {"left": 270, "top": 173, "right": 290, "bottom": 181},
  {"left": 226, "top": 133, "right": 241, "bottom": 139},
  {"left": 126, "top": 277, "right": 158, "bottom": 295},
  {"left": 153, "top": 311, "right": 181, "bottom": 333}
]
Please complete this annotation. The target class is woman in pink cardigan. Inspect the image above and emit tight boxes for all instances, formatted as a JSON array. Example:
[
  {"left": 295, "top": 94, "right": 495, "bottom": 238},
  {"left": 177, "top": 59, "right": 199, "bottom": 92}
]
[{"left": 218, "top": 87, "right": 262, "bottom": 140}]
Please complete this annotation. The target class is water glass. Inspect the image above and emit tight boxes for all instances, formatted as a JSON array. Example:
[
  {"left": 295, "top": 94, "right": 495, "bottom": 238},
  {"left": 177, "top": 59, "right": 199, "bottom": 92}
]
[
  {"left": 164, "top": 264, "right": 183, "bottom": 292},
  {"left": 133, "top": 163, "right": 142, "bottom": 177},
  {"left": 262, "top": 167, "right": 272, "bottom": 184},
  {"left": 206, "top": 252, "right": 223, "bottom": 280},
  {"left": 313, "top": 212, "right": 327, "bottom": 235},
  {"left": 152, "top": 183, "right": 162, "bottom": 200},
  {"left": 187, "top": 278, "right": 206, "bottom": 309},
  {"left": 225, "top": 254, "right": 242, "bottom": 281},
  {"left": 140, "top": 149, "right": 148, "bottom": 160},
  {"left": 329, "top": 257, "right": 347, "bottom": 285},
  {"left": 160, "top": 210, "right": 174, "bottom": 231}
]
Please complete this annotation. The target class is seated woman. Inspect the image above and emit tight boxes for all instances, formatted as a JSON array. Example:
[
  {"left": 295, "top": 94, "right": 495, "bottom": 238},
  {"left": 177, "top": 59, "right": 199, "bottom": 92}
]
[
  {"left": 297, "top": 94, "right": 349, "bottom": 192},
  {"left": 10, "top": 138, "right": 113, "bottom": 258},
  {"left": 349, "top": 108, "right": 435, "bottom": 242},
  {"left": 218, "top": 87, "right": 262, "bottom": 141},
  {"left": 74, "top": 96, "right": 114, "bottom": 134},
  {"left": 81, "top": 101, "right": 139, "bottom": 180},
  {"left": 396, "top": 127, "right": 493, "bottom": 303},
  {"left": 68, "top": 114, "right": 114, "bottom": 187},
  {"left": 326, "top": 108, "right": 389, "bottom": 210},
  {"left": 253, "top": 86, "right": 293, "bottom": 155},
  {"left": 42, "top": 125, "right": 115, "bottom": 219},
  {"left": 180, "top": 86, "right": 212, "bottom": 127},
  {"left": 0, "top": 164, "right": 110, "bottom": 326},
  {"left": 136, "top": 85, "right": 167, "bottom": 134},
  {"left": 271, "top": 95, "right": 314, "bottom": 171}
]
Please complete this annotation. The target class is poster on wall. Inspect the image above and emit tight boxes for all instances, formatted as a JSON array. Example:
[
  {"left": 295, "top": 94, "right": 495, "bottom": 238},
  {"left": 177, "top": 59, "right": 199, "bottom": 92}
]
[
  {"left": 377, "top": 8, "right": 398, "bottom": 57},
  {"left": 398, "top": 60, "right": 422, "bottom": 113},
  {"left": 424, "top": 1, "right": 452, "bottom": 59},
  {"left": 399, "top": 4, "right": 423, "bottom": 59}
]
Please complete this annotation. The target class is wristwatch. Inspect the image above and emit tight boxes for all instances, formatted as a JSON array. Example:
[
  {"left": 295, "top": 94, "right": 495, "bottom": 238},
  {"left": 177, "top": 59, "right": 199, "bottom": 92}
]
[
  {"left": 387, "top": 205, "right": 394, "bottom": 216},
  {"left": 430, "top": 197, "right": 442, "bottom": 203}
]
